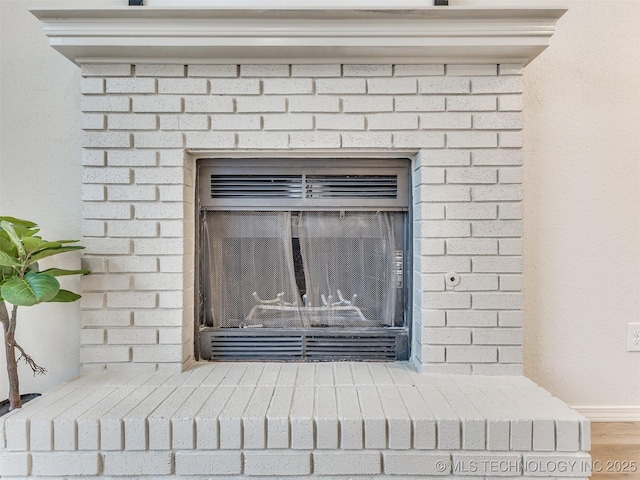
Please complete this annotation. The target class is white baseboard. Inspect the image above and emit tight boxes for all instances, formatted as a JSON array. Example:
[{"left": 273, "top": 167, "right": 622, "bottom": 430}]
[{"left": 572, "top": 405, "right": 640, "bottom": 422}]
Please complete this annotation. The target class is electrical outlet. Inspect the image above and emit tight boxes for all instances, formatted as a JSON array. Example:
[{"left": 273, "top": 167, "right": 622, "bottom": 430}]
[{"left": 627, "top": 323, "right": 640, "bottom": 352}]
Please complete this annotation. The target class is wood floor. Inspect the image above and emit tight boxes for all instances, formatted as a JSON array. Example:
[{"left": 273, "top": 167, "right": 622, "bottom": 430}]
[{"left": 590, "top": 423, "right": 640, "bottom": 480}]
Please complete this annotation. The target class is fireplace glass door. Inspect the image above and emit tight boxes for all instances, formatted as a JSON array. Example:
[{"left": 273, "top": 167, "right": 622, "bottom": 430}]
[{"left": 197, "top": 159, "right": 410, "bottom": 361}]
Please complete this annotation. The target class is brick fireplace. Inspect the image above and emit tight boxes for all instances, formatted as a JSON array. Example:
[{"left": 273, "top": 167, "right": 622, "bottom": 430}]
[
  {"left": 0, "top": 4, "right": 593, "bottom": 479},
  {"left": 76, "top": 61, "right": 528, "bottom": 374},
  {"left": 25, "top": 3, "right": 567, "bottom": 376}
]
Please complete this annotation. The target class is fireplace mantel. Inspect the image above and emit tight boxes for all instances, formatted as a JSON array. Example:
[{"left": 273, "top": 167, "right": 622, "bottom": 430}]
[{"left": 31, "top": 5, "right": 565, "bottom": 66}]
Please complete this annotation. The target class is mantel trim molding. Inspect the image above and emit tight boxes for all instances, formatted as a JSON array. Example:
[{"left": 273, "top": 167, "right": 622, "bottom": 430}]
[{"left": 31, "top": 5, "right": 566, "bottom": 65}]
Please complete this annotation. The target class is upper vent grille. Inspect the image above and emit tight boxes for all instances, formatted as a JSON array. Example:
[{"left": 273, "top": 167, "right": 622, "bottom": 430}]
[
  {"left": 210, "top": 174, "right": 398, "bottom": 200},
  {"left": 305, "top": 175, "right": 397, "bottom": 199},
  {"left": 198, "top": 159, "right": 410, "bottom": 211},
  {"left": 210, "top": 175, "right": 303, "bottom": 199}
]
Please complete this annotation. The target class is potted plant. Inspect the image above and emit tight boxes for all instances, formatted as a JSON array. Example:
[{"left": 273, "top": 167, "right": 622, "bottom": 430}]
[{"left": 0, "top": 216, "right": 88, "bottom": 412}]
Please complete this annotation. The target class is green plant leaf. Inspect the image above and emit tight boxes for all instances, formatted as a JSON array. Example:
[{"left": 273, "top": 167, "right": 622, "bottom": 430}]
[
  {"left": 1, "top": 265, "right": 14, "bottom": 276},
  {"left": 22, "top": 236, "right": 46, "bottom": 253},
  {"left": 0, "top": 217, "right": 37, "bottom": 228},
  {"left": 0, "top": 221, "right": 25, "bottom": 257},
  {"left": 0, "top": 272, "right": 60, "bottom": 307},
  {"left": 48, "top": 289, "right": 81, "bottom": 303},
  {"left": 39, "top": 268, "right": 90, "bottom": 277},
  {"left": 22, "top": 237, "right": 62, "bottom": 254},
  {"left": 0, "top": 251, "right": 20, "bottom": 267},
  {"left": 26, "top": 245, "right": 85, "bottom": 265},
  {"left": 13, "top": 226, "right": 39, "bottom": 238},
  {"left": 0, "top": 237, "right": 15, "bottom": 254}
]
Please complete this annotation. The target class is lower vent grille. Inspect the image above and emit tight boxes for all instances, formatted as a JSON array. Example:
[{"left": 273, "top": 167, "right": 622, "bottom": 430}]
[
  {"left": 305, "top": 336, "right": 397, "bottom": 361},
  {"left": 210, "top": 336, "right": 303, "bottom": 360},
  {"left": 200, "top": 328, "right": 408, "bottom": 362}
]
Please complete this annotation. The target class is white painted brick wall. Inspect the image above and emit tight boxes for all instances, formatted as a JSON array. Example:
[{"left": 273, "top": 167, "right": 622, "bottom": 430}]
[
  {"left": 160, "top": 114, "right": 209, "bottom": 131},
  {"left": 81, "top": 96, "right": 130, "bottom": 113},
  {"left": 106, "top": 77, "right": 156, "bottom": 94},
  {"left": 314, "top": 452, "right": 382, "bottom": 475},
  {"left": 81, "top": 113, "right": 105, "bottom": 130},
  {"left": 240, "top": 64, "right": 289, "bottom": 77},
  {"left": 384, "top": 452, "right": 451, "bottom": 475},
  {"left": 395, "top": 64, "right": 444, "bottom": 76},
  {"left": 292, "top": 64, "right": 341, "bottom": 77},
  {"left": 103, "top": 451, "right": 173, "bottom": 476},
  {"left": 80, "top": 77, "right": 105, "bottom": 94},
  {"left": 500, "top": 131, "right": 524, "bottom": 148},
  {"left": 32, "top": 452, "right": 100, "bottom": 476},
  {"left": 368, "top": 77, "right": 417, "bottom": 94},
  {"left": 136, "top": 64, "right": 185, "bottom": 77},
  {"left": 419, "top": 77, "right": 469, "bottom": 94},
  {"left": 158, "top": 78, "right": 208, "bottom": 94},
  {"left": 422, "top": 112, "right": 472, "bottom": 129},
  {"left": 187, "top": 65, "right": 236, "bottom": 77},
  {"left": 175, "top": 451, "right": 242, "bottom": 475},
  {"left": 344, "top": 64, "right": 392, "bottom": 76},
  {"left": 78, "top": 62, "right": 525, "bottom": 374}
]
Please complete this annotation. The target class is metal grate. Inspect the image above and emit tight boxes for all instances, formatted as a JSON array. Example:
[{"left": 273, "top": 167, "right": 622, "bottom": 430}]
[
  {"left": 210, "top": 174, "right": 397, "bottom": 200},
  {"left": 207, "top": 334, "right": 303, "bottom": 361},
  {"left": 200, "top": 328, "right": 408, "bottom": 361},
  {"left": 305, "top": 175, "right": 397, "bottom": 199},
  {"left": 305, "top": 335, "right": 398, "bottom": 361},
  {"left": 210, "top": 175, "right": 303, "bottom": 199},
  {"left": 198, "top": 159, "right": 410, "bottom": 211}
]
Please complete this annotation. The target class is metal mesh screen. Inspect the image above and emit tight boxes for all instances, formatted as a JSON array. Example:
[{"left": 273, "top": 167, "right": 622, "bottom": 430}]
[
  {"left": 203, "top": 211, "right": 302, "bottom": 328},
  {"left": 298, "top": 211, "right": 395, "bottom": 327},
  {"left": 202, "top": 210, "right": 397, "bottom": 329}
]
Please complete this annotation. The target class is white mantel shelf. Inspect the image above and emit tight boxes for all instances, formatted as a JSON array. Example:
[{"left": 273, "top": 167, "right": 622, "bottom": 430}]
[{"left": 31, "top": 5, "right": 566, "bottom": 65}]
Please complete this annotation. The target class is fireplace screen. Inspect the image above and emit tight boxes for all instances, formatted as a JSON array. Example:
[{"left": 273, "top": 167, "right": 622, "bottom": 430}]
[{"left": 197, "top": 159, "right": 410, "bottom": 361}]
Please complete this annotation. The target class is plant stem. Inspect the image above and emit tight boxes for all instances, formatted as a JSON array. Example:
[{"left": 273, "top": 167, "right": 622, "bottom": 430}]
[{"left": 0, "top": 301, "right": 21, "bottom": 410}]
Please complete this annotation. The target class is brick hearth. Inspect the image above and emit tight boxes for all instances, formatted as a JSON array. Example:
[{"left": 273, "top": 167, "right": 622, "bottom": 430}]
[{"left": 0, "top": 363, "right": 590, "bottom": 478}]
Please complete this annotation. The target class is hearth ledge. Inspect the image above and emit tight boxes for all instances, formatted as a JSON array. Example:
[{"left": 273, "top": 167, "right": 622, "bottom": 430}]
[{"left": 0, "top": 363, "right": 590, "bottom": 478}]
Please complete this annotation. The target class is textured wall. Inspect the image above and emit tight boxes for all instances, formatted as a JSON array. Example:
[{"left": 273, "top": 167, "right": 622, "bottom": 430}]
[
  {"left": 521, "top": 0, "right": 640, "bottom": 410},
  {"left": 0, "top": 0, "right": 82, "bottom": 397}
]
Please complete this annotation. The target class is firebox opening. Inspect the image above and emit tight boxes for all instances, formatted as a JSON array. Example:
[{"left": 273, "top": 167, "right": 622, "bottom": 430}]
[{"left": 196, "top": 158, "right": 411, "bottom": 362}]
